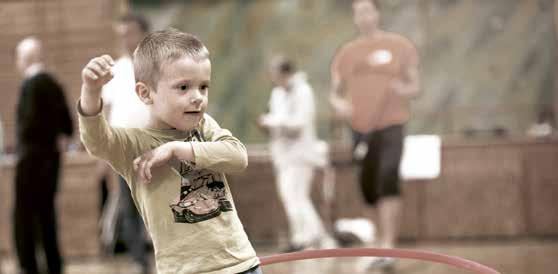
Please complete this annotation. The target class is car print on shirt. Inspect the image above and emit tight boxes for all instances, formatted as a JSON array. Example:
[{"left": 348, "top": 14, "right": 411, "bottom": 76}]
[{"left": 169, "top": 129, "right": 233, "bottom": 224}]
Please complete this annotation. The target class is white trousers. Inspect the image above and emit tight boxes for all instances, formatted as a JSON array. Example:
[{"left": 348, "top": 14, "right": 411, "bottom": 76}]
[{"left": 275, "top": 164, "right": 328, "bottom": 246}]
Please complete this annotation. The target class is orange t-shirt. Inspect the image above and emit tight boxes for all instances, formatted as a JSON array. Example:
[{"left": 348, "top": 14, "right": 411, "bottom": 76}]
[{"left": 331, "top": 32, "right": 418, "bottom": 133}]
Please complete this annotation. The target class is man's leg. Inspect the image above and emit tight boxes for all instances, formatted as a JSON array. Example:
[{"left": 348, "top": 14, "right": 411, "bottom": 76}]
[
  {"left": 376, "top": 125, "right": 404, "bottom": 249},
  {"left": 357, "top": 131, "right": 381, "bottom": 246},
  {"left": 13, "top": 156, "right": 39, "bottom": 274},
  {"left": 362, "top": 126, "right": 404, "bottom": 270},
  {"left": 293, "top": 164, "right": 331, "bottom": 246},
  {"left": 14, "top": 203, "right": 38, "bottom": 274},
  {"left": 39, "top": 153, "right": 63, "bottom": 274},
  {"left": 377, "top": 196, "right": 402, "bottom": 248},
  {"left": 38, "top": 199, "right": 62, "bottom": 274},
  {"left": 275, "top": 165, "right": 305, "bottom": 249}
]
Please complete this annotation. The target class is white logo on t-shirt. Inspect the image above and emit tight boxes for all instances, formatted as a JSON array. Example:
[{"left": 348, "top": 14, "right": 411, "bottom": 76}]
[{"left": 368, "top": 49, "right": 393, "bottom": 66}]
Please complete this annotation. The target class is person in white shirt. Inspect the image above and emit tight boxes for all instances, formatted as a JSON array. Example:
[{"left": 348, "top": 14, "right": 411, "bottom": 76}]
[
  {"left": 102, "top": 56, "right": 149, "bottom": 128},
  {"left": 258, "top": 56, "right": 336, "bottom": 252},
  {"left": 97, "top": 13, "right": 152, "bottom": 274}
]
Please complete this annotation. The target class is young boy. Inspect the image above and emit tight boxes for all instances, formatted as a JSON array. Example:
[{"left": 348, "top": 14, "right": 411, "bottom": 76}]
[{"left": 78, "top": 29, "right": 262, "bottom": 274}]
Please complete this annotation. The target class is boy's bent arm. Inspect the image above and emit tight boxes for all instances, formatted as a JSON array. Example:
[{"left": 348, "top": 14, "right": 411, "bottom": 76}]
[
  {"left": 190, "top": 114, "right": 248, "bottom": 173},
  {"left": 78, "top": 55, "right": 134, "bottom": 176}
]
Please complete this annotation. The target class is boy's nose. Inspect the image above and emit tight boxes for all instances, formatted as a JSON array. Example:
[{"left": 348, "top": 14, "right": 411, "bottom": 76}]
[{"left": 190, "top": 89, "right": 203, "bottom": 104}]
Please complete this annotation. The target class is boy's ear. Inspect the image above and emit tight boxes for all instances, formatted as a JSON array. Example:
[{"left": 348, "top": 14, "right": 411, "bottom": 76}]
[{"left": 136, "top": 82, "right": 153, "bottom": 105}]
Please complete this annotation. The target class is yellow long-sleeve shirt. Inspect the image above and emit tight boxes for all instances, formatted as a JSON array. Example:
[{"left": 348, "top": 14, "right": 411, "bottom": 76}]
[{"left": 78, "top": 103, "right": 258, "bottom": 274}]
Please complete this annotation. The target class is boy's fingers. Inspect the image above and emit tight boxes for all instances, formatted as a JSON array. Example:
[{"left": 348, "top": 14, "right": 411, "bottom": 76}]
[
  {"left": 104, "top": 71, "right": 114, "bottom": 82},
  {"left": 133, "top": 156, "right": 143, "bottom": 171},
  {"left": 83, "top": 68, "right": 98, "bottom": 80},
  {"left": 133, "top": 158, "right": 139, "bottom": 170},
  {"left": 139, "top": 159, "right": 148, "bottom": 181},
  {"left": 101, "top": 54, "right": 115, "bottom": 66},
  {"left": 91, "top": 60, "right": 109, "bottom": 76},
  {"left": 88, "top": 62, "right": 106, "bottom": 77},
  {"left": 101, "top": 71, "right": 114, "bottom": 83},
  {"left": 145, "top": 161, "right": 153, "bottom": 181},
  {"left": 141, "top": 160, "right": 148, "bottom": 180},
  {"left": 95, "top": 58, "right": 111, "bottom": 72}
]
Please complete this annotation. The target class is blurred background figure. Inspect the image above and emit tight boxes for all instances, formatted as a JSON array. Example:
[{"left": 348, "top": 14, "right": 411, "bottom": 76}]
[
  {"left": 258, "top": 55, "right": 336, "bottom": 252},
  {"left": 97, "top": 13, "right": 152, "bottom": 274},
  {"left": 330, "top": 0, "right": 420, "bottom": 269},
  {"left": 14, "top": 36, "right": 74, "bottom": 274}
]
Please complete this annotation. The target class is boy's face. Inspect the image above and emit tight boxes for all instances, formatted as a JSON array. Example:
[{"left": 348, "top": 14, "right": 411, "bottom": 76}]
[{"left": 149, "top": 55, "right": 211, "bottom": 131}]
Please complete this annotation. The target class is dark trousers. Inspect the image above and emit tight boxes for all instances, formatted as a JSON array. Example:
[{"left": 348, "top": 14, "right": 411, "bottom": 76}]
[
  {"left": 118, "top": 177, "right": 150, "bottom": 270},
  {"left": 13, "top": 149, "right": 63, "bottom": 274},
  {"left": 353, "top": 125, "right": 404, "bottom": 205}
]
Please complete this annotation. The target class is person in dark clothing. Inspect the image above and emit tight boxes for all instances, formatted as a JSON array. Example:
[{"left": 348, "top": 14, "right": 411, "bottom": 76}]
[{"left": 14, "top": 37, "right": 73, "bottom": 274}]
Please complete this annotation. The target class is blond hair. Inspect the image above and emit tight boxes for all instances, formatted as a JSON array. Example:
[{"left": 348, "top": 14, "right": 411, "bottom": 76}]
[{"left": 133, "top": 29, "right": 209, "bottom": 88}]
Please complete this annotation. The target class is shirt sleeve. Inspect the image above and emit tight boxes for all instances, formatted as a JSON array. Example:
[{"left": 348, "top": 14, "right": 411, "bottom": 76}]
[
  {"left": 190, "top": 114, "right": 248, "bottom": 174},
  {"left": 77, "top": 100, "right": 137, "bottom": 178}
]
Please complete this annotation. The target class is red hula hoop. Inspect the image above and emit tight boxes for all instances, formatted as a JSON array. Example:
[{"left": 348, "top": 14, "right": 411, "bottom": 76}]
[{"left": 259, "top": 248, "right": 501, "bottom": 274}]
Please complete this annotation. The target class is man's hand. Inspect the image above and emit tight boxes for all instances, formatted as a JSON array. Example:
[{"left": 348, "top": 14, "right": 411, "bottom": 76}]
[
  {"left": 82, "top": 55, "right": 115, "bottom": 91},
  {"left": 133, "top": 142, "right": 177, "bottom": 183},
  {"left": 329, "top": 93, "right": 352, "bottom": 122},
  {"left": 256, "top": 115, "right": 271, "bottom": 135}
]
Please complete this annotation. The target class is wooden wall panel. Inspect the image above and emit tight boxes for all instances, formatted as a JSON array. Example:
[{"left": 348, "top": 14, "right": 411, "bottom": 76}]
[
  {"left": 422, "top": 146, "right": 527, "bottom": 238},
  {"left": 523, "top": 144, "right": 558, "bottom": 235}
]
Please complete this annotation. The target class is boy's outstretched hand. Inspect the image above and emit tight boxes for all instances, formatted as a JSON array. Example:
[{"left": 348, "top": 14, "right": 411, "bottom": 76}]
[
  {"left": 133, "top": 141, "right": 195, "bottom": 183},
  {"left": 134, "top": 143, "right": 175, "bottom": 183},
  {"left": 81, "top": 54, "right": 115, "bottom": 90}
]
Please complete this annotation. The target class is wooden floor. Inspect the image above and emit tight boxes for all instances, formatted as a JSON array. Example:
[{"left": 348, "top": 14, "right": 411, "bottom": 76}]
[{"left": 1, "top": 239, "right": 557, "bottom": 274}]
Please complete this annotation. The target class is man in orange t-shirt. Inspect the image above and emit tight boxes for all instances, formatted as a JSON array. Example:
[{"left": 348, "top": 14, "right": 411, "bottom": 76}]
[{"left": 330, "top": 0, "right": 421, "bottom": 269}]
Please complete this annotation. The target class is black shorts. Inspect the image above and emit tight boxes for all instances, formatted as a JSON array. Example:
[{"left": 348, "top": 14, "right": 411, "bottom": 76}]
[{"left": 353, "top": 125, "right": 404, "bottom": 205}]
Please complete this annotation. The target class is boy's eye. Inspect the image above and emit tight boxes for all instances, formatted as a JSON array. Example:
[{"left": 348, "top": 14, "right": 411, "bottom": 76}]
[
  {"left": 201, "top": 84, "right": 209, "bottom": 91},
  {"left": 179, "top": 85, "right": 188, "bottom": 91}
]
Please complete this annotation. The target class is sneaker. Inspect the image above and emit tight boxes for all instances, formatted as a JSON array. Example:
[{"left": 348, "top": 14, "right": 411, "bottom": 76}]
[
  {"left": 318, "top": 236, "right": 339, "bottom": 249},
  {"left": 367, "top": 257, "right": 396, "bottom": 270},
  {"left": 281, "top": 244, "right": 306, "bottom": 253}
]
